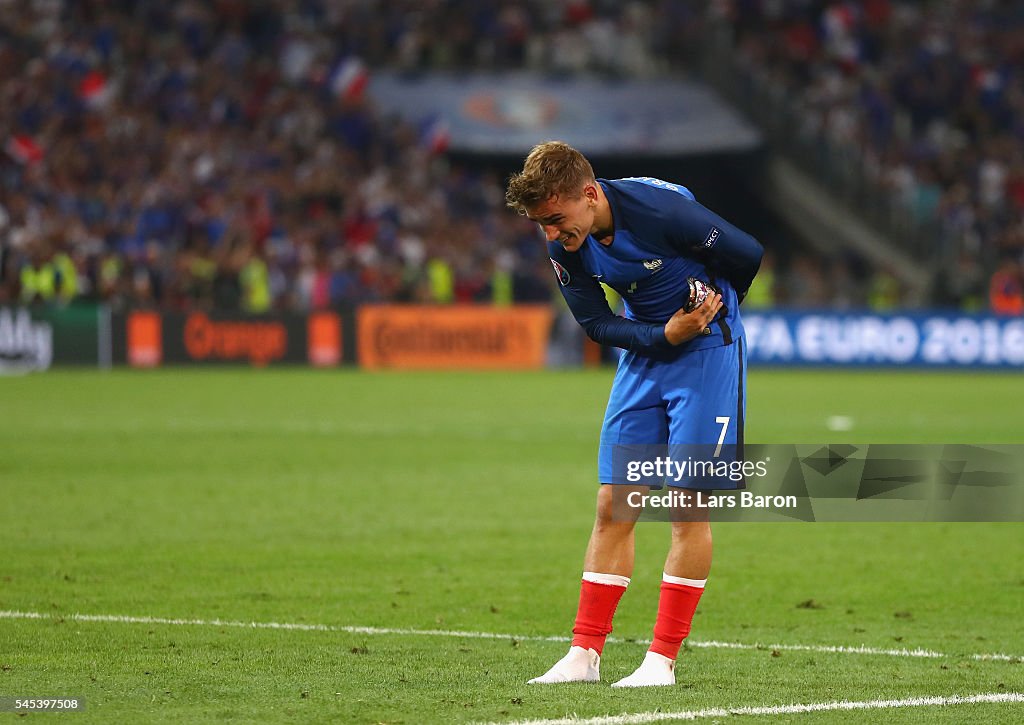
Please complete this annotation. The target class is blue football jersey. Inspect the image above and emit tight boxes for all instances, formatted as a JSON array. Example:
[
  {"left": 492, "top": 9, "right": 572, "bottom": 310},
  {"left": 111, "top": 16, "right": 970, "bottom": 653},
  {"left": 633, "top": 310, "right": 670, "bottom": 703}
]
[{"left": 548, "top": 177, "right": 763, "bottom": 359}]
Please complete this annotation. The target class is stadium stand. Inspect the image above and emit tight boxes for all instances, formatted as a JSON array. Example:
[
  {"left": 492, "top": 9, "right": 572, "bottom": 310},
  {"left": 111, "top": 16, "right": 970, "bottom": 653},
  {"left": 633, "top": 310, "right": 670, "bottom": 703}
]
[
  {"left": 707, "top": 0, "right": 1024, "bottom": 310},
  {"left": 0, "top": 0, "right": 554, "bottom": 311},
  {"left": 0, "top": 0, "right": 1021, "bottom": 313}
]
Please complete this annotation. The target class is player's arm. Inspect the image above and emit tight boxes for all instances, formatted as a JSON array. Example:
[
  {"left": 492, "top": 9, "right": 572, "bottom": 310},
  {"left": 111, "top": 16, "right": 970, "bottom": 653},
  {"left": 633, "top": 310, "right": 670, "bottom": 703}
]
[
  {"left": 549, "top": 244, "right": 710, "bottom": 351},
  {"left": 661, "top": 194, "right": 764, "bottom": 302}
]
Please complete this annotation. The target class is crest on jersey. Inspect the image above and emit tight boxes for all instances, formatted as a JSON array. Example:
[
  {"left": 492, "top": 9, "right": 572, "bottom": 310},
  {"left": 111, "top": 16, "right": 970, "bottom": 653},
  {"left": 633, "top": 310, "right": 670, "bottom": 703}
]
[
  {"left": 550, "top": 258, "right": 571, "bottom": 286},
  {"left": 643, "top": 259, "right": 663, "bottom": 271},
  {"left": 704, "top": 227, "right": 721, "bottom": 248}
]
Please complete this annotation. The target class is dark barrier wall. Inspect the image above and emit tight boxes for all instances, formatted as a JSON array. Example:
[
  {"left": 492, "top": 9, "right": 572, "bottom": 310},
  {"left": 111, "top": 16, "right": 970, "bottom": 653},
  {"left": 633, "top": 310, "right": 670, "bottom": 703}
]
[{"left": 7, "top": 306, "right": 1024, "bottom": 370}]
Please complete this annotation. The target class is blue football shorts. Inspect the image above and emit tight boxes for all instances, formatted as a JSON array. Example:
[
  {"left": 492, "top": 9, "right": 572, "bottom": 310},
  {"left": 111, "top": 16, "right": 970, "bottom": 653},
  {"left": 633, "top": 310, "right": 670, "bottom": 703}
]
[{"left": 598, "top": 338, "right": 747, "bottom": 489}]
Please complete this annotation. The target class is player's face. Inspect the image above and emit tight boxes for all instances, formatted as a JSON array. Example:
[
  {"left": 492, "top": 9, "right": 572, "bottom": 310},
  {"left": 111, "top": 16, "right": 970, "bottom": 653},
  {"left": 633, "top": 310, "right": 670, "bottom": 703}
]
[{"left": 526, "top": 188, "right": 596, "bottom": 253}]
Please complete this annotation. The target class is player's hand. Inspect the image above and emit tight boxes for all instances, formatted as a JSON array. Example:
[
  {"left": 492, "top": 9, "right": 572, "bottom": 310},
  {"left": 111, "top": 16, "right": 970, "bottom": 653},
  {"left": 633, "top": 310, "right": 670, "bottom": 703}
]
[{"left": 664, "top": 293, "right": 723, "bottom": 345}]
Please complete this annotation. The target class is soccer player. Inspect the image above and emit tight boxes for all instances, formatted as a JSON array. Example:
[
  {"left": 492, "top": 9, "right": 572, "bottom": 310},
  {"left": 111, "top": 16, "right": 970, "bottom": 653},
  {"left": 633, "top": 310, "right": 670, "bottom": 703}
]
[{"left": 506, "top": 141, "right": 762, "bottom": 687}]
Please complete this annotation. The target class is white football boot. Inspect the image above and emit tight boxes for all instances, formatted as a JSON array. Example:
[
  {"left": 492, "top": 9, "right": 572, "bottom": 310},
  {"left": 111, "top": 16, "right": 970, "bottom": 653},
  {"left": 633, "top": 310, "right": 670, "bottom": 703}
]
[
  {"left": 610, "top": 651, "right": 675, "bottom": 687},
  {"left": 527, "top": 646, "right": 601, "bottom": 684}
]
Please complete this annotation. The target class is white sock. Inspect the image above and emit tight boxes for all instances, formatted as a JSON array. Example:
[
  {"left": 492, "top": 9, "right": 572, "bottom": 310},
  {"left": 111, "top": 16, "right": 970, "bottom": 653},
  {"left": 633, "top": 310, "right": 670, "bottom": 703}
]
[
  {"left": 662, "top": 573, "right": 706, "bottom": 588},
  {"left": 583, "top": 571, "right": 631, "bottom": 587}
]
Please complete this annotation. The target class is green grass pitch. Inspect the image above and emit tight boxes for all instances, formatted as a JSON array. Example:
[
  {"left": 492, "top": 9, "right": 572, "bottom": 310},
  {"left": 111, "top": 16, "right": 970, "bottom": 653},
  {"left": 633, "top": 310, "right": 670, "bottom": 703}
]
[{"left": 2, "top": 368, "right": 1022, "bottom": 723}]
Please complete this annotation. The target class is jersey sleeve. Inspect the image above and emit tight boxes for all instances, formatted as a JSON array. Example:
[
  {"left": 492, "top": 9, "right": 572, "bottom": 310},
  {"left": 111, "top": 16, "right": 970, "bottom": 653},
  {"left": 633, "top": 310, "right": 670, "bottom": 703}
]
[
  {"left": 548, "top": 242, "right": 672, "bottom": 354},
  {"left": 656, "top": 190, "right": 764, "bottom": 301}
]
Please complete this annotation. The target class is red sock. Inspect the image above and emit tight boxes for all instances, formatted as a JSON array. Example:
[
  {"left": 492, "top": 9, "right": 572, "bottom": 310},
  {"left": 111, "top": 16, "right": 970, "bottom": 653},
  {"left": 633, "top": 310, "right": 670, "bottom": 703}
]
[
  {"left": 570, "top": 575, "right": 629, "bottom": 655},
  {"left": 649, "top": 577, "right": 705, "bottom": 660}
]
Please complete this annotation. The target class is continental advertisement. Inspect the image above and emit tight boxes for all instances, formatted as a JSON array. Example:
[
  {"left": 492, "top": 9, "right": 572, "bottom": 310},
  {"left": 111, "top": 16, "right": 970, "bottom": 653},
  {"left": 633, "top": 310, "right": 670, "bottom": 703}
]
[{"left": 357, "top": 305, "right": 554, "bottom": 370}]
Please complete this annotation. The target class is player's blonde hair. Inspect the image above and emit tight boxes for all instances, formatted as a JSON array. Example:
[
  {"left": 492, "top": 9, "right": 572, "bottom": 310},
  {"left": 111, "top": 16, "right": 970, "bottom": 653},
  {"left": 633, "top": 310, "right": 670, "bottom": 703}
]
[{"left": 505, "top": 141, "right": 595, "bottom": 214}]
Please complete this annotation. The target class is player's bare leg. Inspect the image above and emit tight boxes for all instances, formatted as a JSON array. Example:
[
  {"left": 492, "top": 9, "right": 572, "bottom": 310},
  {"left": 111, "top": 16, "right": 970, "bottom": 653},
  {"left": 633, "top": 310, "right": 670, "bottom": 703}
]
[
  {"left": 583, "top": 483, "right": 646, "bottom": 575},
  {"left": 664, "top": 519, "right": 712, "bottom": 580},
  {"left": 528, "top": 485, "right": 645, "bottom": 684},
  {"left": 613, "top": 505, "right": 710, "bottom": 687}
]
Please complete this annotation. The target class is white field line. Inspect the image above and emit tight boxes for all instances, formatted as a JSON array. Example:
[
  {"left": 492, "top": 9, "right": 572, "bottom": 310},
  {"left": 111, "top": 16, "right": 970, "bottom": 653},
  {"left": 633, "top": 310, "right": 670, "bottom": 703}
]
[
  {"left": 0, "top": 609, "right": 1020, "bottom": 663},
  {"left": 480, "top": 692, "right": 1024, "bottom": 725}
]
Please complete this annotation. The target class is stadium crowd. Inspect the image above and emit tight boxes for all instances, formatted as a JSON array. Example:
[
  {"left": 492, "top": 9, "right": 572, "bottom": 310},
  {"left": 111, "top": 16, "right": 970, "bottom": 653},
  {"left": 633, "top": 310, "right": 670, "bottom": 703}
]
[
  {"left": 719, "top": 0, "right": 1024, "bottom": 313},
  {"left": 0, "top": 0, "right": 561, "bottom": 313},
  {"left": 0, "top": 0, "right": 1021, "bottom": 314}
]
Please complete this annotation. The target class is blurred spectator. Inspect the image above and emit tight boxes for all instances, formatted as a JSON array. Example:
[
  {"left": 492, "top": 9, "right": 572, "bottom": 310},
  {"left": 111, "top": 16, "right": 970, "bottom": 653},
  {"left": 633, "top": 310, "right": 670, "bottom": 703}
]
[
  {"left": 867, "top": 267, "right": 902, "bottom": 311},
  {"left": 989, "top": 257, "right": 1024, "bottom": 315},
  {"left": 741, "top": 250, "right": 776, "bottom": 308}
]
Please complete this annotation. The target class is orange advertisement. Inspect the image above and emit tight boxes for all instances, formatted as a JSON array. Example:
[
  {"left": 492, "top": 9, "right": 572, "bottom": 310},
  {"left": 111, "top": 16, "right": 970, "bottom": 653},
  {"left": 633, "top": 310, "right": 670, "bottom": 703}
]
[
  {"left": 127, "top": 311, "right": 162, "bottom": 367},
  {"left": 357, "top": 305, "right": 553, "bottom": 370},
  {"left": 307, "top": 312, "right": 342, "bottom": 367},
  {"left": 183, "top": 313, "right": 287, "bottom": 366}
]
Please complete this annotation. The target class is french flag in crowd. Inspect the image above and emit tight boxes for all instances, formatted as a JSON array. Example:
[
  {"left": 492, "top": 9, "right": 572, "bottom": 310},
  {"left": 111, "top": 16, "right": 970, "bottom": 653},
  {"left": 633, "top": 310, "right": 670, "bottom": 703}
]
[
  {"left": 419, "top": 114, "right": 451, "bottom": 155},
  {"left": 5, "top": 134, "right": 44, "bottom": 165},
  {"left": 78, "top": 69, "right": 114, "bottom": 109},
  {"left": 822, "top": 2, "right": 862, "bottom": 67},
  {"left": 329, "top": 57, "right": 369, "bottom": 102}
]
